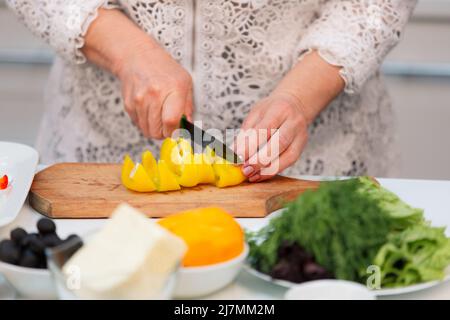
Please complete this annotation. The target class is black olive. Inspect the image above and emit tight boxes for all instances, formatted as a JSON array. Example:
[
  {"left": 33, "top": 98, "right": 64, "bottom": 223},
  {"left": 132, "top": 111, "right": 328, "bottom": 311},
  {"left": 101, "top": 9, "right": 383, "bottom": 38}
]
[
  {"left": 42, "top": 233, "right": 62, "bottom": 248},
  {"left": 20, "top": 233, "right": 39, "bottom": 248},
  {"left": 37, "top": 218, "right": 56, "bottom": 235},
  {"left": 18, "top": 249, "right": 40, "bottom": 268},
  {"left": 65, "top": 234, "right": 81, "bottom": 242},
  {"left": 39, "top": 256, "right": 48, "bottom": 269},
  {"left": 29, "top": 237, "right": 46, "bottom": 254},
  {"left": 0, "top": 240, "right": 21, "bottom": 264},
  {"left": 10, "top": 228, "right": 27, "bottom": 245}
]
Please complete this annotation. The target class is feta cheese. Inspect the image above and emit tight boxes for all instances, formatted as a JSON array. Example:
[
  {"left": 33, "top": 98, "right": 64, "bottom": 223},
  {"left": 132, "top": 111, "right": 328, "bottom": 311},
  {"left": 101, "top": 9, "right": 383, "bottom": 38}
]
[{"left": 63, "top": 203, "right": 187, "bottom": 299}]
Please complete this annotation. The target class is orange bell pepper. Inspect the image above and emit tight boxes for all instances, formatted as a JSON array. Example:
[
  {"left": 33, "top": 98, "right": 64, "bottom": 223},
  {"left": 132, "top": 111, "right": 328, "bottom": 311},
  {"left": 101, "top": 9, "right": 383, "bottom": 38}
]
[{"left": 158, "top": 207, "right": 244, "bottom": 267}]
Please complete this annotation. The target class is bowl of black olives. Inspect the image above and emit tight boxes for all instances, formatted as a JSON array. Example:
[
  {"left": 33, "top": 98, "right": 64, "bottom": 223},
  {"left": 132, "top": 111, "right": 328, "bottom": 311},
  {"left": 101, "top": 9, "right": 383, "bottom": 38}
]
[{"left": 0, "top": 218, "right": 80, "bottom": 299}]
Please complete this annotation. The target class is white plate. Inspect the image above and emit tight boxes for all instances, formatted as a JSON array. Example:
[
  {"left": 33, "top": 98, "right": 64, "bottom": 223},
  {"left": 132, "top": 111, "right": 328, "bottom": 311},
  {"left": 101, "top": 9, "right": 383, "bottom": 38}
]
[
  {"left": 245, "top": 208, "right": 450, "bottom": 297},
  {"left": 0, "top": 142, "right": 38, "bottom": 227},
  {"left": 244, "top": 264, "right": 450, "bottom": 296}
]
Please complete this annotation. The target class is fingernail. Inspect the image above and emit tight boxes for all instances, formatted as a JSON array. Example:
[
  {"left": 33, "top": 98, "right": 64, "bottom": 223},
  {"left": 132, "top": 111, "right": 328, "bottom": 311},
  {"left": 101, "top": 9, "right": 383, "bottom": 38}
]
[
  {"left": 242, "top": 166, "right": 254, "bottom": 176},
  {"left": 249, "top": 174, "right": 260, "bottom": 182}
]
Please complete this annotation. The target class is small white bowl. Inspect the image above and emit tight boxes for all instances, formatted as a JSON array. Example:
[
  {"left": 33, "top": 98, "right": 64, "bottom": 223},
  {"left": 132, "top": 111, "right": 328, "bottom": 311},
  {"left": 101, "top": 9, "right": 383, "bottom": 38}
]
[
  {"left": 285, "top": 279, "right": 376, "bottom": 300},
  {"left": 173, "top": 244, "right": 249, "bottom": 298},
  {"left": 0, "top": 260, "right": 57, "bottom": 299}
]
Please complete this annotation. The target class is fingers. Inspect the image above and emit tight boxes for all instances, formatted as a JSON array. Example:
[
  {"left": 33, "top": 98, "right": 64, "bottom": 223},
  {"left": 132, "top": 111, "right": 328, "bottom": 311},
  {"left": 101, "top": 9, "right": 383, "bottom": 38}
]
[
  {"left": 123, "top": 83, "right": 138, "bottom": 125},
  {"left": 233, "top": 106, "right": 260, "bottom": 160},
  {"left": 135, "top": 91, "right": 149, "bottom": 137},
  {"left": 147, "top": 96, "right": 164, "bottom": 139},
  {"left": 161, "top": 90, "right": 187, "bottom": 138},
  {"left": 234, "top": 102, "right": 285, "bottom": 161},
  {"left": 234, "top": 126, "right": 265, "bottom": 163},
  {"left": 243, "top": 119, "right": 297, "bottom": 176},
  {"left": 127, "top": 87, "right": 189, "bottom": 140},
  {"left": 184, "top": 89, "right": 194, "bottom": 122},
  {"left": 250, "top": 135, "right": 306, "bottom": 182}
]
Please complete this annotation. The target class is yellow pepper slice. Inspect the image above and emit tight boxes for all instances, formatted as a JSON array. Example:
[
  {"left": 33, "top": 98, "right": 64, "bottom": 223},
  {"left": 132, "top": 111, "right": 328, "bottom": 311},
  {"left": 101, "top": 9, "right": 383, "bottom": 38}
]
[
  {"left": 212, "top": 157, "right": 247, "bottom": 188},
  {"left": 194, "top": 153, "right": 215, "bottom": 184},
  {"left": 161, "top": 138, "right": 200, "bottom": 187},
  {"left": 156, "top": 160, "right": 181, "bottom": 192},
  {"left": 142, "top": 150, "right": 157, "bottom": 179},
  {"left": 121, "top": 155, "right": 157, "bottom": 192},
  {"left": 176, "top": 153, "right": 200, "bottom": 187},
  {"left": 160, "top": 138, "right": 180, "bottom": 174}
]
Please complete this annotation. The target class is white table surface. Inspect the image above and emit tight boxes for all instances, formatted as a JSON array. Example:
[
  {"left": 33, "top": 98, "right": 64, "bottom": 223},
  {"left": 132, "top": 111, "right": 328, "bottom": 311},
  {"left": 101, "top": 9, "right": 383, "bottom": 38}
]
[{"left": 1, "top": 166, "right": 450, "bottom": 300}]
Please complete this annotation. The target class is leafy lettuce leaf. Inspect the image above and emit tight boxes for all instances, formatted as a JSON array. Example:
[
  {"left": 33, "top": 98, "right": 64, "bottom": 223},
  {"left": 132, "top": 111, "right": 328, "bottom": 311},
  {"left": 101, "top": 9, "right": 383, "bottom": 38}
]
[{"left": 374, "top": 225, "right": 450, "bottom": 287}]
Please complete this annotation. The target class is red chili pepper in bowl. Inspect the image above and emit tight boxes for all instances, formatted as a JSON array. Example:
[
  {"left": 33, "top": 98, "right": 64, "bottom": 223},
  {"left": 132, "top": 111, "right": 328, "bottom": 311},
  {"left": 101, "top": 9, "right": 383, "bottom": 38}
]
[{"left": 0, "top": 175, "right": 8, "bottom": 190}]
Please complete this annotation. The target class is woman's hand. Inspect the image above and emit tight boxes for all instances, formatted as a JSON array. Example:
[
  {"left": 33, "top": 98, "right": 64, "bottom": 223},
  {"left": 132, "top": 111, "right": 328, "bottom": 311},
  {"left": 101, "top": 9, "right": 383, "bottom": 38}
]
[
  {"left": 235, "top": 51, "right": 345, "bottom": 182},
  {"left": 115, "top": 45, "right": 193, "bottom": 138},
  {"left": 82, "top": 8, "right": 193, "bottom": 139},
  {"left": 235, "top": 93, "right": 309, "bottom": 182}
]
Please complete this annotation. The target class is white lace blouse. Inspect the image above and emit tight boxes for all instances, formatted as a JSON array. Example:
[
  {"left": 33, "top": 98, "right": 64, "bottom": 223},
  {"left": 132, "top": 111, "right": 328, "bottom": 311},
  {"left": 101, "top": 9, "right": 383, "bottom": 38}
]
[{"left": 7, "top": 0, "right": 416, "bottom": 176}]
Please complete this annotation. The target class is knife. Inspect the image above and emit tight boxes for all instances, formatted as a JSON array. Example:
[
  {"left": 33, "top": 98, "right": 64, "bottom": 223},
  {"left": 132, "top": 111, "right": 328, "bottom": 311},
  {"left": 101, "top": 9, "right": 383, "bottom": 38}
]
[{"left": 179, "top": 115, "right": 243, "bottom": 164}]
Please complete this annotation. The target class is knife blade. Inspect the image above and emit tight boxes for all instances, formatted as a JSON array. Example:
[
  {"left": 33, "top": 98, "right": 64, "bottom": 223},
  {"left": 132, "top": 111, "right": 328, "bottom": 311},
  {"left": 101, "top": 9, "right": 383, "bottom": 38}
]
[{"left": 179, "top": 115, "right": 243, "bottom": 164}]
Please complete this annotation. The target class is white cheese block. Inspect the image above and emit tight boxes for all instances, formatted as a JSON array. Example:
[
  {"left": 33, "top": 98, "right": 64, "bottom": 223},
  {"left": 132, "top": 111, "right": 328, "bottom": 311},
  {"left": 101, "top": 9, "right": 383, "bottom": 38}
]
[{"left": 63, "top": 203, "right": 187, "bottom": 299}]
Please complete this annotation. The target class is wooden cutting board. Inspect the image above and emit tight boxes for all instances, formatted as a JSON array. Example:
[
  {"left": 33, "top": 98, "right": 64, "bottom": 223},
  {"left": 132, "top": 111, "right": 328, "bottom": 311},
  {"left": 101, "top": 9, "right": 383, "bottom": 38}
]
[{"left": 29, "top": 163, "right": 321, "bottom": 218}]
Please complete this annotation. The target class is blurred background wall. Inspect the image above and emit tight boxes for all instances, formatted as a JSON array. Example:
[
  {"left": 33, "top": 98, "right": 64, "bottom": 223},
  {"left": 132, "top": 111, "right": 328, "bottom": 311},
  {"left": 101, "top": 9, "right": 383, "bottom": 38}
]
[{"left": 0, "top": 0, "right": 449, "bottom": 179}]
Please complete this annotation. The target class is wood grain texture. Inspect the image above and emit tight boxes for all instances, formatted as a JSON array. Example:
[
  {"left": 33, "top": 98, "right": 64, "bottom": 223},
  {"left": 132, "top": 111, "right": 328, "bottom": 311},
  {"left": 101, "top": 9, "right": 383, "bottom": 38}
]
[{"left": 29, "top": 163, "right": 321, "bottom": 218}]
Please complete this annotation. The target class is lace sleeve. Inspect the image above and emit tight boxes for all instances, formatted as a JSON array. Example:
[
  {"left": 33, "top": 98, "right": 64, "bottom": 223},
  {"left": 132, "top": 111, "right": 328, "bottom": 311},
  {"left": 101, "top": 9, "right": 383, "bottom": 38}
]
[
  {"left": 295, "top": 0, "right": 416, "bottom": 94},
  {"left": 6, "top": 0, "right": 120, "bottom": 64}
]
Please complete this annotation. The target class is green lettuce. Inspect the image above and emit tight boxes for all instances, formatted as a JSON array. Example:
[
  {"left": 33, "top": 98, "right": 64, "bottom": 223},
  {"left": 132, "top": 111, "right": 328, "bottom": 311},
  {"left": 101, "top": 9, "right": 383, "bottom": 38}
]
[{"left": 374, "top": 225, "right": 450, "bottom": 287}]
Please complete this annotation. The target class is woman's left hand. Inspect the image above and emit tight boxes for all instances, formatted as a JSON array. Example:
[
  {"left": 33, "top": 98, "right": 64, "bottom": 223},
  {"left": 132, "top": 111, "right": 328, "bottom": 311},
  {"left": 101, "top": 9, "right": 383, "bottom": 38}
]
[
  {"left": 234, "top": 51, "right": 345, "bottom": 182},
  {"left": 234, "top": 92, "right": 309, "bottom": 182}
]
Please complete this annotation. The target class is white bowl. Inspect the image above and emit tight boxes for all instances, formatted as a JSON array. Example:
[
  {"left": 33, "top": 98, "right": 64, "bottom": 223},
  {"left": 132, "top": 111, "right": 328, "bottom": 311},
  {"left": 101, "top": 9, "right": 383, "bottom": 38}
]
[
  {"left": 0, "top": 260, "right": 57, "bottom": 299},
  {"left": 285, "top": 279, "right": 376, "bottom": 300},
  {"left": 173, "top": 244, "right": 249, "bottom": 298}
]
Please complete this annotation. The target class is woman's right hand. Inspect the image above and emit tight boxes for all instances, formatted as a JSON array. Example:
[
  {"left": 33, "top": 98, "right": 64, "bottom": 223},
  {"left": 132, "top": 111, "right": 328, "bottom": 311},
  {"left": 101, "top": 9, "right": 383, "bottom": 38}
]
[
  {"left": 82, "top": 8, "right": 193, "bottom": 139},
  {"left": 115, "top": 44, "right": 193, "bottom": 139}
]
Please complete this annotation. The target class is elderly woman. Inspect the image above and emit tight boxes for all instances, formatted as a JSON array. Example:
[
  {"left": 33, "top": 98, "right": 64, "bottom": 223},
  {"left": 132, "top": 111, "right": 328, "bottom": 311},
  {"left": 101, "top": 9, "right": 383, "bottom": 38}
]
[{"left": 8, "top": 0, "right": 416, "bottom": 181}]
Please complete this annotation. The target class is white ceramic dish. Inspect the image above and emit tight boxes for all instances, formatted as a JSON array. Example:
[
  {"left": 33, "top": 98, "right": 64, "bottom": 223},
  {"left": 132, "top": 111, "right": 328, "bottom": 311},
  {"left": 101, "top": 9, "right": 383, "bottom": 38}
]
[
  {"left": 0, "top": 142, "right": 38, "bottom": 227},
  {"left": 174, "top": 244, "right": 249, "bottom": 298},
  {"left": 285, "top": 280, "right": 376, "bottom": 300},
  {"left": 245, "top": 261, "right": 450, "bottom": 297},
  {"left": 0, "top": 260, "right": 56, "bottom": 299}
]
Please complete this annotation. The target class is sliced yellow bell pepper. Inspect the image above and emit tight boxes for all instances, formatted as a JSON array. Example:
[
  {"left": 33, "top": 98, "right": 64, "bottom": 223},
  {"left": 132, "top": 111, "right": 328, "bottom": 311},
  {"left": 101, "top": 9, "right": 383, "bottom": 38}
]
[
  {"left": 176, "top": 138, "right": 194, "bottom": 156},
  {"left": 161, "top": 138, "right": 200, "bottom": 187},
  {"left": 160, "top": 138, "right": 180, "bottom": 174},
  {"left": 213, "top": 157, "right": 247, "bottom": 188},
  {"left": 142, "top": 150, "right": 157, "bottom": 179},
  {"left": 121, "top": 155, "right": 157, "bottom": 192},
  {"left": 176, "top": 153, "right": 200, "bottom": 187},
  {"left": 194, "top": 153, "right": 215, "bottom": 184},
  {"left": 121, "top": 138, "right": 247, "bottom": 192},
  {"left": 156, "top": 160, "right": 181, "bottom": 192}
]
